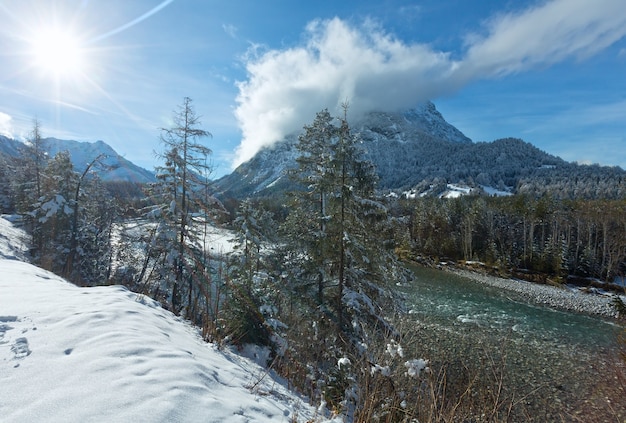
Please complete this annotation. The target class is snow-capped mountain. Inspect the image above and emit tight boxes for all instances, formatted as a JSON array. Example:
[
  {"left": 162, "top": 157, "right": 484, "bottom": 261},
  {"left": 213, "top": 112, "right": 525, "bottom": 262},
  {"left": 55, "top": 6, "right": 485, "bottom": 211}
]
[
  {"left": 213, "top": 101, "right": 626, "bottom": 200},
  {"left": 214, "top": 101, "right": 473, "bottom": 198},
  {"left": 44, "top": 138, "right": 155, "bottom": 183},
  {"left": 358, "top": 102, "right": 471, "bottom": 145},
  {"left": 0, "top": 135, "right": 23, "bottom": 157},
  {"left": 0, "top": 135, "right": 155, "bottom": 183}
]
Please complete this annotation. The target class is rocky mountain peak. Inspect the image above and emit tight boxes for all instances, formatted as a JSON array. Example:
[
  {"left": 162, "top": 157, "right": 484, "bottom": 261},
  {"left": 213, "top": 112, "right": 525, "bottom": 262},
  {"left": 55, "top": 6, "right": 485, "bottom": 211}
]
[
  {"left": 357, "top": 101, "right": 471, "bottom": 145},
  {"left": 214, "top": 102, "right": 474, "bottom": 197}
]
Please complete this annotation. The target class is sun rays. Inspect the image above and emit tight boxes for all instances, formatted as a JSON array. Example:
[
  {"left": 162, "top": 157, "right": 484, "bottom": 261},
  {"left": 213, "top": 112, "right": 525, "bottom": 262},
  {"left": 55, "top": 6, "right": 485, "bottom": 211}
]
[{"left": 29, "top": 26, "right": 85, "bottom": 80}]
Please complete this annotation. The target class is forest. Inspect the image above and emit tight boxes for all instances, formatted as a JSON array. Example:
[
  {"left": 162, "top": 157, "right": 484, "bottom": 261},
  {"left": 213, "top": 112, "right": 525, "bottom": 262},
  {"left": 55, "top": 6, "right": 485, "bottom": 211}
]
[
  {"left": 1, "top": 98, "right": 625, "bottom": 421},
  {"left": 396, "top": 194, "right": 626, "bottom": 286}
]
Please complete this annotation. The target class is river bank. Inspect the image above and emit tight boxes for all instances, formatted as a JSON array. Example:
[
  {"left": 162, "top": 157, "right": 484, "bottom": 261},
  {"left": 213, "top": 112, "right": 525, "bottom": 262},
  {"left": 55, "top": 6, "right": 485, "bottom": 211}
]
[
  {"left": 402, "top": 265, "right": 626, "bottom": 421},
  {"left": 443, "top": 266, "right": 623, "bottom": 319}
]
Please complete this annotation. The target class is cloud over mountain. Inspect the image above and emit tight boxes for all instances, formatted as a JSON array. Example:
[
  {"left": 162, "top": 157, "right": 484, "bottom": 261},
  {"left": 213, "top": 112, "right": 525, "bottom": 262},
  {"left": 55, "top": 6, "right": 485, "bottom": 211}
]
[
  {"left": 0, "top": 112, "right": 13, "bottom": 138},
  {"left": 232, "top": 0, "right": 626, "bottom": 167}
]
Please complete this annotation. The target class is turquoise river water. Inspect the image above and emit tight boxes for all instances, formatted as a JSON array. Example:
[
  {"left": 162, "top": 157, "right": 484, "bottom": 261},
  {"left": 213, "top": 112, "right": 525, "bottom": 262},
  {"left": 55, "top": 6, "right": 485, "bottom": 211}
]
[{"left": 398, "top": 266, "right": 625, "bottom": 421}]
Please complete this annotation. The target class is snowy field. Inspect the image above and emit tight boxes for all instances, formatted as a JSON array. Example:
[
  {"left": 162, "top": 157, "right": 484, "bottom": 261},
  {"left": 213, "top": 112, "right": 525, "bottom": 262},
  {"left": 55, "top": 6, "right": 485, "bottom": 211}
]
[{"left": 0, "top": 217, "right": 333, "bottom": 422}]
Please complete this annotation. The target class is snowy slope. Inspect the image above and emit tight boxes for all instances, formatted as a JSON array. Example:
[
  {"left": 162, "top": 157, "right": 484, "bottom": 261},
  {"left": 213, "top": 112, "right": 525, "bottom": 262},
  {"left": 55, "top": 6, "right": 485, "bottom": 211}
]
[
  {"left": 45, "top": 138, "right": 156, "bottom": 183},
  {"left": 0, "top": 216, "right": 29, "bottom": 261},
  {"left": 0, "top": 218, "right": 332, "bottom": 423},
  {"left": 0, "top": 136, "right": 155, "bottom": 183}
]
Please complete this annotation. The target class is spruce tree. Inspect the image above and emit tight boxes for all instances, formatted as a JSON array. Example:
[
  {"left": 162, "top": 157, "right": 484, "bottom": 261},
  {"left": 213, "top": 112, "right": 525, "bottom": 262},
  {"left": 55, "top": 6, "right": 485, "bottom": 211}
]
[
  {"left": 284, "top": 106, "right": 398, "bottom": 336},
  {"left": 276, "top": 107, "right": 407, "bottom": 413},
  {"left": 33, "top": 151, "right": 76, "bottom": 272}
]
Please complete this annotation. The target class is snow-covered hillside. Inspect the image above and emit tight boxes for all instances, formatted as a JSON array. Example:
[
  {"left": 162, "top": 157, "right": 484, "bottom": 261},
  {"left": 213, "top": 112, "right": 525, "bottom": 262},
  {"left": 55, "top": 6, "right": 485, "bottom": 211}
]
[
  {"left": 45, "top": 138, "right": 156, "bottom": 183},
  {"left": 0, "top": 136, "right": 155, "bottom": 183},
  {"left": 0, "top": 217, "right": 334, "bottom": 423},
  {"left": 0, "top": 216, "right": 29, "bottom": 261}
]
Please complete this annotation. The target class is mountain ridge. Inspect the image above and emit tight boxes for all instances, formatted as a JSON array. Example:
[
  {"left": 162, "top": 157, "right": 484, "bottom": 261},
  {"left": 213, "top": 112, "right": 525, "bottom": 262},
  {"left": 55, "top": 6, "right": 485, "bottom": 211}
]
[
  {"left": 213, "top": 102, "right": 625, "bottom": 200},
  {"left": 0, "top": 135, "right": 155, "bottom": 184}
]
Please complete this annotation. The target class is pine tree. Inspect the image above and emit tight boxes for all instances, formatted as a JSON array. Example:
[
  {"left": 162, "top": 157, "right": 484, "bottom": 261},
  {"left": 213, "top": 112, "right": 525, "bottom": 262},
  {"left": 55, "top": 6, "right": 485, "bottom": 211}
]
[
  {"left": 284, "top": 106, "right": 398, "bottom": 335},
  {"left": 276, "top": 107, "right": 406, "bottom": 413},
  {"left": 63, "top": 154, "right": 107, "bottom": 278},
  {"left": 0, "top": 152, "right": 14, "bottom": 213},
  {"left": 145, "top": 97, "right": 219, "bottom": 316},
  {"left": 33, "top": 151, "right": 76, "bottom": 272},
  {"left": 223, "top": 199, "right": 277, "bottom": 346},
  {"left": 286, "top": 109, "right": 337, "bottom": 307},
  {"left": 71, "top": 168, "right": 117, "bottom": 284},
  {"left": 13, "top": 119, "right": 48, "bottom": 252}
]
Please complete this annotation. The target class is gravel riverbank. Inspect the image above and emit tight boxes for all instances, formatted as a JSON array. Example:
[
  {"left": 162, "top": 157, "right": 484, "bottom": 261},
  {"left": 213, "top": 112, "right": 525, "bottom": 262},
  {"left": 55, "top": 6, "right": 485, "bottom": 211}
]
[
  {"left": 446, "top": 267, "right": 623, "bottom": 319},
  {"left": 404, "top": 265, "right": 626, "bottom": 421}
]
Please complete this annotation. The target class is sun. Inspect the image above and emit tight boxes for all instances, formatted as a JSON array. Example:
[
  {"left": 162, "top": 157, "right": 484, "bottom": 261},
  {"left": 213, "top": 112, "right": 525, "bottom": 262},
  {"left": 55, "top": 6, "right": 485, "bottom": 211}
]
[{"left": 29, "top": 27, "right": 85, "bottom": 79}]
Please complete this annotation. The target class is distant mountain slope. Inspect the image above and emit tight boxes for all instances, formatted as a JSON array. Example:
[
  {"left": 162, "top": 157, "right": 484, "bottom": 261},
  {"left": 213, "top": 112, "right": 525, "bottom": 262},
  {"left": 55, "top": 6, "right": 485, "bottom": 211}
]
[
  {"left": 0, "top": 135, "right": 155, "bottom": 183},
  {"left": 0, "top": 135, "right": 24, "bottom": 157},
  {"left": 214, "top": 134, "right": 301, "bottom": 198},
  {"left": 213, "top": 102, "right": 626, "bottom": 200},
  {"left": 44, "top": 138, "right": 155, "bottom": 183}
]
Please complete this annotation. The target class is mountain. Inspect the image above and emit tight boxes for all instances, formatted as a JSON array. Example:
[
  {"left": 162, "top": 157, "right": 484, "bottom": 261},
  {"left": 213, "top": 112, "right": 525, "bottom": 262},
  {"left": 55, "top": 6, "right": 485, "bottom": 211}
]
[
  {"left": 0, "top": 135, "right": 23, "bottom": 157},
  {"left": 213, "top": 102, "right": 626, "bottom": 200},
  {"left": 214, "top": 102, "right": 472, "bottom": 198},
  {"left": 44, "top": 138, "right": 156, "bottom": 183},
  {"left": 0, "top": 136, "right": 155, "bottom": 184}
]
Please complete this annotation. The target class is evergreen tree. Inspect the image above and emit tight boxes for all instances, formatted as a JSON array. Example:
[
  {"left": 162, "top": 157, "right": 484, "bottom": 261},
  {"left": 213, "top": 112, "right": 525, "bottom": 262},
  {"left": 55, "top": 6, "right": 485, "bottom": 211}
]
[
  {"left": 286, "top": 109, "right": 337, "bottom": 306},
  {"left": 13, "top": 119, "right": 48, "bottom": 251},
  {"left": 63, "top": 154, "right": 107, "bottom": 278},
  {"left": 33, "top": 151, "right": 76, "bottom": 272},
  {"left": 71, "top": 169, "right": 117, "bottom": 284},
  {"left": 275, "top": 107, "right": 408, "bottom": 413},
  {"left": 27, "top": 150, "right": 114, "bottom": 284},
  {"left": 223, "top": 199, "right": 277, "bottom": 346},
  {"left": 145, "top": 97, "right": 219, "bottom": 316},
  {"left": 0, "top": 152, "right": 13, "bottom": 213},
  {"left": 284, "top": 106, "right": 397, "bottom": 332}
]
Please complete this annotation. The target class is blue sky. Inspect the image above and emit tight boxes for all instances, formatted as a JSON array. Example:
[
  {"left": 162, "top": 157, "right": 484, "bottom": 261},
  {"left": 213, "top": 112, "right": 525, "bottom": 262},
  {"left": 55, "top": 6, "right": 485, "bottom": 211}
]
[{"left": 1, "top": 0, "right": 625, "bottom": 178}]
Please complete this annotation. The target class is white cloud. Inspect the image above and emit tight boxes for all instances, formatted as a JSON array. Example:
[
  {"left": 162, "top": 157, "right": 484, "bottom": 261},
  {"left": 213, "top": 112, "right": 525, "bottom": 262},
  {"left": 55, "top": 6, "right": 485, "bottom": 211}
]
[
  {"left": 233, "top": 18, "right": 456, "bottom": 166},
  {"left": 459, "top": 0, "right": 626, "bottom": 79},
  {"left": 232, "top": 0, "right": 626, "bottom": 167},
  {"left": 222, "top": 24, "right": 238, "bottom": 39},
  {"left": 0, "top": 112, "right": 13, "bottom": 137}
]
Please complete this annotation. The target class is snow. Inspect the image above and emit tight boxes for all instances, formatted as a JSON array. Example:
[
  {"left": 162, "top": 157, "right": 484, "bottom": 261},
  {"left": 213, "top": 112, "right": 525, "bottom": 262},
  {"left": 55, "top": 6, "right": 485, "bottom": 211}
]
[
  {"left": 404, "top": 359, "right": 429, "bottom": 378},
  {"left": 481, "top": 185, "right": 513, "bottom": 197},
  {"left": 0, "top": 217, "right": 333, "bottom": 423},
  {"left": 0, "top": 216, "right": 29, "bottom": 260},
  {"left": 337, "top": 357, "right": 351, "bottom": 369},
  {"left": 440, "top": 184, "right": 472, "bottom": 199}
]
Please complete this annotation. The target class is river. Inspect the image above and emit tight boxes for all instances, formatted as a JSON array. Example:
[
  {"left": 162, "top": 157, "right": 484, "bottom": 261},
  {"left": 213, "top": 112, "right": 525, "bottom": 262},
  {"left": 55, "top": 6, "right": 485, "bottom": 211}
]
[{"left": 398, "top": 265, "right": 625, "bottom": 421}]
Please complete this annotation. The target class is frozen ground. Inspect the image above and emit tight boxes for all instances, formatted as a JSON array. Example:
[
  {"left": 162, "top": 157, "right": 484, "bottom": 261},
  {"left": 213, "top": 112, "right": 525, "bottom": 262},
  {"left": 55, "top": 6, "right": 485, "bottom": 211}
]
[{"left": 0, "top": 217, "right": 334, "bottom": 423}]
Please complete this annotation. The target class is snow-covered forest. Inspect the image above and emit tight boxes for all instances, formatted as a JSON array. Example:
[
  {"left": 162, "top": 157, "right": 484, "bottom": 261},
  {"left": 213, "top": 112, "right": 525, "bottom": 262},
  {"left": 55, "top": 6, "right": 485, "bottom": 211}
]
[{"left": 1, "top": 98, "right": 625, "bottom": 421}]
